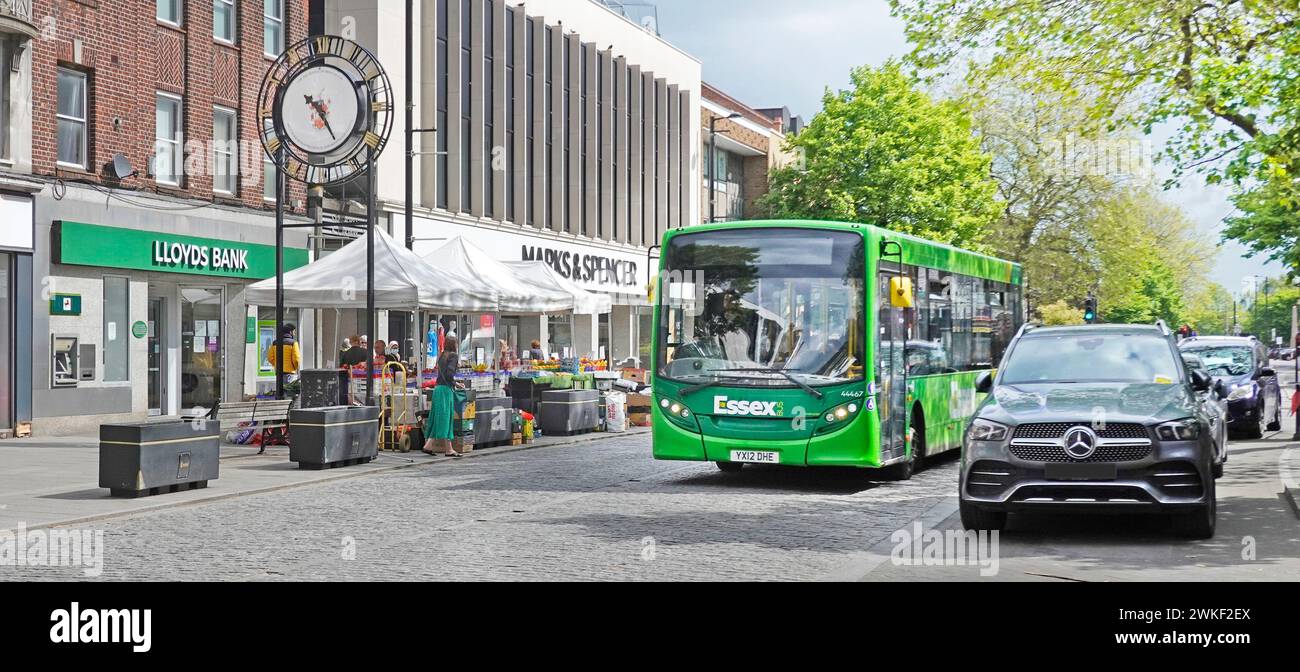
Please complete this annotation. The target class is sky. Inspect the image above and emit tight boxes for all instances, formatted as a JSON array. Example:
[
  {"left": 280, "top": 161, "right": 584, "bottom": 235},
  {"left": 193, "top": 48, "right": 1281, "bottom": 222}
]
[{"left": 648, "top": 0, "right": 1283, "bottom": 294}]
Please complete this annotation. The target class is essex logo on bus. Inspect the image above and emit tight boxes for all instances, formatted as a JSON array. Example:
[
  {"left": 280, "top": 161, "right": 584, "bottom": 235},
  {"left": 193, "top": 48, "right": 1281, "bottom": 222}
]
[{"left": 713, "top": 396, "right": 784, "bottom": 417}]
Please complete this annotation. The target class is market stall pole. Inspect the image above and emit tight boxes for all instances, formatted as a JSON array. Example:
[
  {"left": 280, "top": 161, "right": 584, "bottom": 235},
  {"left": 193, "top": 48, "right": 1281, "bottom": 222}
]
[{"left": 274, "top": 143, "right": 286, "bottom": 400}]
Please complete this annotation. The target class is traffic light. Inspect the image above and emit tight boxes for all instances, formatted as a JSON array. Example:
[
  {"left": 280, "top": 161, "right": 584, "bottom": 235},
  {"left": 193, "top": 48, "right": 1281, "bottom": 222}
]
[{"left": 1083, "top": 295, "right": 1097, "bottom": 323}]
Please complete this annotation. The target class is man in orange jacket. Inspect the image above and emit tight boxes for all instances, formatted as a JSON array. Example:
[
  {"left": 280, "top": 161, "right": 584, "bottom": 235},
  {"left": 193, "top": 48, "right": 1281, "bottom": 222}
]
[{"left": 267, "top": 324, "right": 302, "bottom": 384}]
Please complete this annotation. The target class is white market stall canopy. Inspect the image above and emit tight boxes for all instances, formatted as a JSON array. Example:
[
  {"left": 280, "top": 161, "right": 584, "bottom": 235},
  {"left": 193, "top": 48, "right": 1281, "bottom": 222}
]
[
  {"left": 246, "top": 228, "right": 497, "bottom": 311},
  {"left": 424, "top": 236, "right": 575, "bottom": 314},
  {"left": 504, "top": 260, "right": 612, "bottom": 315}
]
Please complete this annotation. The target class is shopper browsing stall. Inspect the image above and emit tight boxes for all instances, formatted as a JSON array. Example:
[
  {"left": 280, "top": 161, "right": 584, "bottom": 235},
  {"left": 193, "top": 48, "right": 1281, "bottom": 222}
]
[{"left": 423, "top": 336, "right": 462, "bottom": 457}]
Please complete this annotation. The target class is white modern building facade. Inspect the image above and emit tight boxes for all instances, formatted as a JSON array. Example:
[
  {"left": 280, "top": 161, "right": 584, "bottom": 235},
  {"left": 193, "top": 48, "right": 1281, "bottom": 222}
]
[{"left": 317, "top": 0, "right": 702, "bottom": 365}]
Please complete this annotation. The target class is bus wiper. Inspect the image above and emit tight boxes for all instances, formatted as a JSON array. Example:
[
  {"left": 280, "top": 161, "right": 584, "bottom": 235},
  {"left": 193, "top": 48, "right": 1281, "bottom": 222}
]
[
  {"left": 708, "top": 367, "right": 825, "bottom": 400},
  {"left": 680, "top": 378, "right": 730, "bottom": 396}
]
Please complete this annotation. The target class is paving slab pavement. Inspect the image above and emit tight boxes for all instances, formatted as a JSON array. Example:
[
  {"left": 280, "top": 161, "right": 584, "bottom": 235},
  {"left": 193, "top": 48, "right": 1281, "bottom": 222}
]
[{"left": 0, "top": 428, "right": 649, "bottom": 532}]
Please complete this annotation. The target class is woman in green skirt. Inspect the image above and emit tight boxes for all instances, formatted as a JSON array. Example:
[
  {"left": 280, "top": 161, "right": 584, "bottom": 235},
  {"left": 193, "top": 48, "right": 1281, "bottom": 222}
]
[{"left": 423, "top": 335, "right": 462, "bottom": 457}]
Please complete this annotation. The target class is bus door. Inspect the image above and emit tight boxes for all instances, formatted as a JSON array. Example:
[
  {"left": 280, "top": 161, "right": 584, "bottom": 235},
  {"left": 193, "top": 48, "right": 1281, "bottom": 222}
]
[{"left": 876, "top": 267, "right": 908, "bottom": 463}]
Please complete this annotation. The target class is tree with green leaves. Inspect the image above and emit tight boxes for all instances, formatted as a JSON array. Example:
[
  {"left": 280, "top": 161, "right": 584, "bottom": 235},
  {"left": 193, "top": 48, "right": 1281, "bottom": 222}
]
[
  {"left": 891, "top": 0, "right": 1300, "bottom": 272},
  {"left": 1244, "top": 279, "right": 1300, "bottom": 343},
  {"left": 759, "top": 62, "right": 1001, "bottom": 248}
]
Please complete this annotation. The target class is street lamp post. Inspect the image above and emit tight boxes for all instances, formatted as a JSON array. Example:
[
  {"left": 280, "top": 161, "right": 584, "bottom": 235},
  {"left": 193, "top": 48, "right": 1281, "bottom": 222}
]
[{"left": 708, "top": 112, "right": 742, "bottom": 223}]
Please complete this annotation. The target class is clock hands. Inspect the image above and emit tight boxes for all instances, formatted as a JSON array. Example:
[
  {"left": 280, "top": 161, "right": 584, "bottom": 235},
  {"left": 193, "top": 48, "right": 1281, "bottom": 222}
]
[{"left": 304, "top": 94, "right": 336, "bottom": 140}]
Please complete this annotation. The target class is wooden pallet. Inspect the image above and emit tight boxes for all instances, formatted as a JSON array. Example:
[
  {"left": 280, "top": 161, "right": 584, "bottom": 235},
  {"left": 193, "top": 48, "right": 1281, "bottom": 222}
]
[{"left": 110, "top": 481, "right": 209, "bottom": 499}]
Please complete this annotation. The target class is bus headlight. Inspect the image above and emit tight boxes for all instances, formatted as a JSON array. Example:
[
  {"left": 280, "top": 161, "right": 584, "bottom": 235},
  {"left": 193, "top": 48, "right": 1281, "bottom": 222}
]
[
  {"left": 657, "top": 397, "right": 697, "bottom": 429},
  {"left": 821, "top": 402, "right": 861, "bottom": 426}
]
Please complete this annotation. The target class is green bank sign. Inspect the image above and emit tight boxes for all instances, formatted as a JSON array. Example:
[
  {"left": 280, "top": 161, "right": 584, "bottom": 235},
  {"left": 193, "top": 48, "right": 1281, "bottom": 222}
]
[{"left": 53, "top": 221, "right": 309, "bottom": 279}]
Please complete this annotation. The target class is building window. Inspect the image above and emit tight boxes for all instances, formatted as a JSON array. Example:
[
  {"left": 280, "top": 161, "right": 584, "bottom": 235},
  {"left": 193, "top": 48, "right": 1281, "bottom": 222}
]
[
  {"left": 213, "top": 107, "right": 238, "bottom": 194},
  {"left": 263, "top": 157, "right": 277, "bottom": 201},
  {"left": 436, "top": 0, "right": 448, "bottom": 209},
  {"left": 104, "top": 276, "right": 130, "bottom": 382},
  {"left": 506, "top": 7, "right": 516, "bottom": 222},
  {"left": 214, "top": 0, "right": 237, "bottom": 43},
  {"left": 57, "top": 69, "right": 88, "bottom": 169},
  {"left": 525, "top": 17, "right": 534, "bottom": 226},
  {"left": 158, "top": 0, "right": 182, "bottom": 25},
  {"left": 154, "top": 93, "right": 183, "bottom": 186},
  {"left": 484, "top": 0, "right": 494, "bottom": 218},
  {"left": 460, "top": 0, "right": 471, "bottom": 212},
  {"left": 264, "top": 0, "right": 284, "bottom": 57}
]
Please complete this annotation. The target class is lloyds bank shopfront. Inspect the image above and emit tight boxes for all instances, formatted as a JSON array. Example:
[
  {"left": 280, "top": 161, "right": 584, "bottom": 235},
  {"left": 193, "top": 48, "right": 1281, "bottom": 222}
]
[{"left": 32, "top": 187, "right": 311, "bottom": 435}]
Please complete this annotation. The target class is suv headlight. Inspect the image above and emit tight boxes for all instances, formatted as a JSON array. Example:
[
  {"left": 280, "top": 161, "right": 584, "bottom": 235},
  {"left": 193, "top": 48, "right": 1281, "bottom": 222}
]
[
  {"left": 1226, "top": 384, "right": 1255, "bottom": 401},
  {"left": 967, "top": 418, "right": 1009, "bottom": 442},
  {"left": 1156, "top": 418, "right": 1201, "bottom": 441}
]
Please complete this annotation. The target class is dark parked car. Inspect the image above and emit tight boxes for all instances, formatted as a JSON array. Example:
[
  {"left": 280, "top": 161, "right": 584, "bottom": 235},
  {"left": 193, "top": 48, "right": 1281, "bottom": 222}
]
[
  {"left": 1178, "top": 336, "right": 1281, "bottom": 439},
  {"left": 1182, "top": 353, "right": 1228, "bottom": 477},
  {"left": 960, "top": 322, "right": 1218, "bottom": 538}
]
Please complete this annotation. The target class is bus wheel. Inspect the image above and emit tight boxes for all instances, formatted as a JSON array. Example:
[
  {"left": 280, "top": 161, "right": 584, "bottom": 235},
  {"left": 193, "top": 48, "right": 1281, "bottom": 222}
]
[
  {"left": 910, "top": 408, "right": 927, "bottom": 474},
  {"left": 716, "top": 461, "right": 744, "bottom": 473}
]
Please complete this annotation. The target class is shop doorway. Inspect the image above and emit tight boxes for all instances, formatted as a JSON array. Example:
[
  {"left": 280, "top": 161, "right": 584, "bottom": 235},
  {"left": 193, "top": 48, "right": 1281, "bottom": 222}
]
[
  {"left": 147, "top": 296, "right": 166, "bottom": 415},
  {"left": 180, "top": 287, "right": 223, "bottom": 413}
]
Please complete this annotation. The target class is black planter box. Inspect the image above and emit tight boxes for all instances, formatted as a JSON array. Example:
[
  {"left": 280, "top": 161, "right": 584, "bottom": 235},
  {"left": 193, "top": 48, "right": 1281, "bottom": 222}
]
[
  {"left": 99, "top": 421, "right": 220, "bottom": 498},
  {"left": 299, "top": 369, "right": 350, "bottom": 408},
  {"left": 474, "top": 396, "right": 515, "bottom": 446},
  {"left": 289, "top": 405, "right": 380, "bottom": 469},
  {"left": 539, "top": 389, "right": 600, "bottom": 435}
]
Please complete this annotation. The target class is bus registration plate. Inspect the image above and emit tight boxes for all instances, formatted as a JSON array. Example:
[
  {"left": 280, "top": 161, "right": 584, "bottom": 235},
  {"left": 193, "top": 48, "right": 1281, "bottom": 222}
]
[{"left": 730, "top": 450, "right": 780, "bottom": 464}]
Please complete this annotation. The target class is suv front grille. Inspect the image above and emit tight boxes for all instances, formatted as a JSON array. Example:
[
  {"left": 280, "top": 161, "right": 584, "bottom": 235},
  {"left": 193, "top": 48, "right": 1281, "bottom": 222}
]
[
  {"left": 1013, "top": 422, "right": 1149, "bottom": 440},
  {"left": 1009, "top": 444, "right": 1152, "bottom": 463}
]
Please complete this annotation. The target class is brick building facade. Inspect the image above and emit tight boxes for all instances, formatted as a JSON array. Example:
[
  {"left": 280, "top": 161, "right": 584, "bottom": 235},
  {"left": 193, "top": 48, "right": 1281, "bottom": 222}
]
[
  {"left": 31, "top": 0, "right": 308, "bottom": 209},
  {"left": 699, "top": 81, "right": 797, "bottom": 223},
  {"left": 24, "top": 1, "right": 319, "bottom": 435}
]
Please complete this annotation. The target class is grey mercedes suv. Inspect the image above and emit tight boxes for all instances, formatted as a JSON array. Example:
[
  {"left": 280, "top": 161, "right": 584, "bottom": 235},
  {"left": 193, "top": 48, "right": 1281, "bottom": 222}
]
[{"left": 960, "top": 322, "right": 1218, "bottom": 538}]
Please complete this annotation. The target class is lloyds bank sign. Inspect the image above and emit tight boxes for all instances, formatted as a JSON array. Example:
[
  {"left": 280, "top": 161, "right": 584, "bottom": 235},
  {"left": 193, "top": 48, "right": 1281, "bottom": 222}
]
[{"left": 52, "top": 221, "right": 309, "bottom": 280}]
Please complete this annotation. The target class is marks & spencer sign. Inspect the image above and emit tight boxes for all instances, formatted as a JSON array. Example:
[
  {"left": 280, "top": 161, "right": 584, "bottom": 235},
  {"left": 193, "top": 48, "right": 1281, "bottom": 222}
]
[{"left": 52, "top": 221, "right": 308, "bottom": 279}]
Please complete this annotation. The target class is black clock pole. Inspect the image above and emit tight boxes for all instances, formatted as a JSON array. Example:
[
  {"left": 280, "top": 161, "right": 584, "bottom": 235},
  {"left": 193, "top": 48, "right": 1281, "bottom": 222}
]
[
  {"left": 274, "top": 143, "right": 286, "bottom": 402},
  {"left": 365, "top": 147, "right": 377, "bottom": 406}
]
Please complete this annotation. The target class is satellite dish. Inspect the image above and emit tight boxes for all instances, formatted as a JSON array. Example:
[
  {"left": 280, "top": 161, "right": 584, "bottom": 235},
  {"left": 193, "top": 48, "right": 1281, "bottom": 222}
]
[{"left": 108, "top": 153, "right": 137, "bottom": 180}]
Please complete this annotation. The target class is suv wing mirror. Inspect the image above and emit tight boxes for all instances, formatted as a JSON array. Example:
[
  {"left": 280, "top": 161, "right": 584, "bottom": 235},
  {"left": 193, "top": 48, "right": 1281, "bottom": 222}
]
[
  {"left": 975, "top": 371, "right": 994, "bottom": 394},
  {"left": 1190, "top": 369, "right": 1212, "bottom": 392},
  {"left": 1256, "top": 367, "right": 1276, "bottom": 379}
]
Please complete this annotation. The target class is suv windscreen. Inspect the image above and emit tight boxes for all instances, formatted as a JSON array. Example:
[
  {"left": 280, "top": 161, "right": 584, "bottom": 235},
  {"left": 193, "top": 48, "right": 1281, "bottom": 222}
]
[
  {"left": 1179, "top": 345, "right": 1254, "bottom": 377},
  {"left": 1001, "top": 332, "right": 1180, "bottom": 385}
]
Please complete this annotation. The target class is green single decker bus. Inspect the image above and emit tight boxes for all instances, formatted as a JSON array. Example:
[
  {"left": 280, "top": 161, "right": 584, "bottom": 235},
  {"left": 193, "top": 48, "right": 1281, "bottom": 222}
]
[{"left": 651, "top": 220, "right": 1024, "bottom": 479}]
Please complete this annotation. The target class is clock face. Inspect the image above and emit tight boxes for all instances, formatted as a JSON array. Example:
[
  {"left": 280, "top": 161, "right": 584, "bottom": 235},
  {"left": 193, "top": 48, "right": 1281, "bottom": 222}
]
[
  {"left": 282, "top": 66, "right": 361, "bottom": 155},
  {"left": 257, "top": 36, "right": 393, "bottom": 187}
]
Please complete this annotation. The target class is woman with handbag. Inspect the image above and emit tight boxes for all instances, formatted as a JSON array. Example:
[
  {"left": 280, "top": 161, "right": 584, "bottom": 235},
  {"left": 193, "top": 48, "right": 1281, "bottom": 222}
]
[{"left": 423, "top": 335, "right": 462, "bottom": 457}]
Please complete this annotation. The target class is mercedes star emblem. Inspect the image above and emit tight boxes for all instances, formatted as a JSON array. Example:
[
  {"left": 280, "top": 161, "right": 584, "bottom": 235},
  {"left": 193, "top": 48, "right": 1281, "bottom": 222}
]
[{"left": 1063, "top": 426, "right": 1098, "bottom": 460}]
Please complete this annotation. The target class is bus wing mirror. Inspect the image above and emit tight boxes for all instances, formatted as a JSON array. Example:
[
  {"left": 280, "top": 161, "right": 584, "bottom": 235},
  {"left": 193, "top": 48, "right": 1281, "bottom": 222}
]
[
  {"left": 975, "top": 371, "right": 994, "bottom": 394},
  {"left": 889, "top": 277, "right": 914, "bottom": 308}
]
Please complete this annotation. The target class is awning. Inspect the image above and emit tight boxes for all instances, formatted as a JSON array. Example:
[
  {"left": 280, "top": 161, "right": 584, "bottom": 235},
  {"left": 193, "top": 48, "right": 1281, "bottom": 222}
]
[
  {"left": 503, "top": 260, "right": 612, "bottom": 315},
  {"left": 424, "top": 236, "right": 574, "bottom": 314}
]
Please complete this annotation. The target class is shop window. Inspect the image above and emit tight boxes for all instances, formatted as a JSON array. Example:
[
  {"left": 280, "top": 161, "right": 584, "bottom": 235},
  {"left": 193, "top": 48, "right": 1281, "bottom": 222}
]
[
  {"left": 213, "top": 106, "right": 238, "bottom": 194},
  {"left": 104, "top": 276, "right": 130, "bottom": 382},
  {"left": 214, "top": 0, "right": 236, "bottom": 43},
  {"left": 154, "top": 93, "right": 184, "bottom": 186},
  {"left": 57, "top": 69, "right": 88, "bottom": 169}
]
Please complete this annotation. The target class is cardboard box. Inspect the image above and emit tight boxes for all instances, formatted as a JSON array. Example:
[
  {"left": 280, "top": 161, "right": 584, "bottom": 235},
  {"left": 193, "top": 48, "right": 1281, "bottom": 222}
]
[
  {"left": 628, "top": 412, "right": 650, "bottom": 427},
  {"left": 621, "top": 368, "right": 647, "bottom": 384},
  {"left": 626, "top": 393, "right": 651, "bottom": 414}
]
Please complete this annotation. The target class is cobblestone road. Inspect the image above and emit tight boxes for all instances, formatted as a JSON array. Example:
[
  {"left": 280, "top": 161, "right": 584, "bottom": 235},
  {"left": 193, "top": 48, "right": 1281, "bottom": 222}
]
[{"left": 2, "top": 434, "right": 958, "bottom": 581}]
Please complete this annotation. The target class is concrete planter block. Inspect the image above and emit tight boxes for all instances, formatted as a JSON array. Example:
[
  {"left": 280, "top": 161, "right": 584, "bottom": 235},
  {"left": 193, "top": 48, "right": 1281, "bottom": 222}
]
[
  {"left": 289, "top": 405, "right": 380, "bottom": 469},
  {"left": 99, "top": 421, "right": 220, "bottom": 498},
  {"left": 539, "top": 389, "right": 600, "bottom": 436}
]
